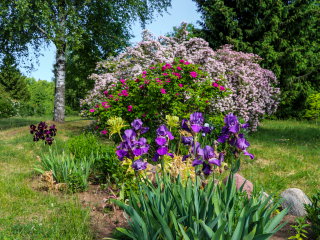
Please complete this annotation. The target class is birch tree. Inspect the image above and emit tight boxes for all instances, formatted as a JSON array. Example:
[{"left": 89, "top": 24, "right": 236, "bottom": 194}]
[{"left": 0, "top": 0, "right": 172, "bottom": 123}]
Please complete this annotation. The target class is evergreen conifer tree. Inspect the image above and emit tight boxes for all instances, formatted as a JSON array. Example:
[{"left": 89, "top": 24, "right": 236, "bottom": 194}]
[{"left": 193, "top": 0, "right": 320, "bottom": 119}]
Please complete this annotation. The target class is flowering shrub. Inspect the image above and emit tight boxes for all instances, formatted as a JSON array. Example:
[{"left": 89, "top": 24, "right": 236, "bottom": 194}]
[
  {"left": 30, "top": 122, "right": 57, "bottom": 145},
  {"left": 88, "top": 58, "right": 230, "bottom": 136},
  {"left": 81, "top": 22, "right": 280, "bottom": 132}
]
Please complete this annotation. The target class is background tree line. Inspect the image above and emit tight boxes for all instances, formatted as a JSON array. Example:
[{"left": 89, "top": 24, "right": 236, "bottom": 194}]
[{"left": 0, "top": 0, "right": 319, "bottom": 121}]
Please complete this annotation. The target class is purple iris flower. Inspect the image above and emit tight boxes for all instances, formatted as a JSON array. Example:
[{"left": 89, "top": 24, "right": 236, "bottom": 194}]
[
  {"left": 30, "top": 125, "right": 37, "bottom": 134},
  {"left": 155, "top": 125, "right": 174, "bottom": 146},
  {"left": 230, "top": 134, "right": 254, "bottom": 159},
  {"left": 202, "top": 123, "right": 212, "bottom": 134},
  {"left": 241, "top": 123, "right": 249, "bottom": 129},
  {"left": 182, "top": 154, "right": 191, "bottom": 161},
  {"left": 217, "top": 134, "right": 229, "bottom": 144},
  {"left": 224, "top": 113, "right": 240, "bottom": 133},
  {"left": 131, "top": 119, "right": 149, "bottom": 134},
  {"left": 153, "top": 125, "right": 175, "bottom": 161},
  {"left": 122, "top": 129, "right": 137, "bottom": 147},
  {"left": 190, "top": 142, "right": 203, "bottom": 166},
  {"left": 116, "top": 141, "right": 130, "bottom": 161},
  {"left": 191, "top": 142, "right": 202, "bottom": 155},
  {"left": 181, "top": 136, "right": 193, "bottom": 146},
  {"left": 202, "top": 162, "right": 212, "bottom": 175},
  {"left": 45, "top": 137, "right": 54, "bottom": 145},
  {"left": 208, "top": 152, "right": 224, "bottom": 167},
  {"left": 190, "top": 112, "right": 204, "bottom": 133},
  {"left": 132, "top": 137, "right": 150, "bottom": 156},
  {"left": 132, "top": 159, "right": 148, "bottom": 171}
]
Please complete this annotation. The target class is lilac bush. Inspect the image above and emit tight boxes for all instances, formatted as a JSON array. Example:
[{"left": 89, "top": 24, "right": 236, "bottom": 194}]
[{"left": 80, "top": 22, "right": 280, "bottom": 132}]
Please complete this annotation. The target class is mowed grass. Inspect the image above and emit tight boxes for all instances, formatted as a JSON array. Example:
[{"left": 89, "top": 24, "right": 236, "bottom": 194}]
[
  {"left": 0, "top": 116, "right": 96, "bottom": 239},
  {"left": 239, "top": 119, "right": 320, "bottom": 198}
]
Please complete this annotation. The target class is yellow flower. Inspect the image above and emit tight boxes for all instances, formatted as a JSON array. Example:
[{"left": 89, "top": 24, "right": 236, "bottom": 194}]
[
  {"left": 164, "top": 115, "right": 180, "bottom": 129},
  {"left": 106, "top": 116, "right": 129, "bottom": 141}
]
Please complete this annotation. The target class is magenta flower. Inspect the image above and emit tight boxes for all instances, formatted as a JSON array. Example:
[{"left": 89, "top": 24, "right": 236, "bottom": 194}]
[
  {"left": 115, "top": 98, "right": 119, "bottom": 102},
  {"left": 120, "top": 79, "right": 126, "bottom": 84},
  {"left": 163, "top": 73, "right": 168, "bottom": 76},
  {"left": 190, "top": 71, "right": 197, "bottom": 78},
  {"left": 104, "top": 90, "right": 108, "bottom": 96},
  {"left": 112, "top": 84, "right": 115, "bottom": 87},
  {"left": 150, "top": 67, "right": 155, "bottom": 70},
  {"left": 102, "top": 102, "right": 107, "bottom": 107},
  {"left": 220, "top": 86, "right": 225, "bottom": 91},
  {"left": 184, "top": 61, "right": 190, "bottom": 65},
  {"left": 135, "top": 78, "right": 139, "bottom": 82},
  {"left": 122, "top": 90, "right": 128, "bottom": 96},
  {"left": 161, "top": 89, "right": 166, "bottom": 94},
  {"left": 90, "top": 109, "right": 95, "bottom": 113},
  {"left": 95, "top": 126, "right": 99, "bottom": 130},
  {"left": 143, "top": 71, "right": 147, "bottom": 74},
  {"left": 177, "top": 66, "right": 182, "bottom": 70},
  {"left": 176, "top": 93, "right": 179, "bottom": 96},
  {"left": 179, "top": 84, "right": 183, "bottom": 88},
  {"left": 95, "top": 104, "right": 99, "bottom": 108},
  {"left": 118, "top": 93, "right": 122, "bottom": 96},
  {"left": 213, "top": 82, "right": 219, "bottom": 87},
  {"left": 155, "top": 113, "right": 158, "bottom": 115},
  {"left": 109, "top": 95, "right": 113, "bottom": 99},
  {"left": 175, "top": 73, "right": 182, "bottom": 79},
  {"left": 128, "top": 105, "right": 132, "bottom": 112},
  {"left": 101, "top": 129, "right": 108, "bottom": 135},
  {"left": 180, "top": 59, "right": 185, "bottom": 63},
  {"left": 140, "top": 85, "right": 144, "bottom": 89},
  {"left": 143, "top": 74, "right": 146, "bottom": 79}
]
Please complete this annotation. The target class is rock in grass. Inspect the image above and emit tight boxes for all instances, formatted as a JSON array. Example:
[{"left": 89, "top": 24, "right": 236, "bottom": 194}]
[
  {"left": 222, "top": 174, "right": 253, "bottom": 198},
  {"left": 279, "top": 188, "right": 311, "bottom": 217}
]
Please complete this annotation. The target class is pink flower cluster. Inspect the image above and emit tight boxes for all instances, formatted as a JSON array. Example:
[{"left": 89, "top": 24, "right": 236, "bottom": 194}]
[
  {"left": 190, "top": 71, "right": 197, "bottom": 78},
  {"left": 82, "top": 22, "right": 280, "bottom": 131}
]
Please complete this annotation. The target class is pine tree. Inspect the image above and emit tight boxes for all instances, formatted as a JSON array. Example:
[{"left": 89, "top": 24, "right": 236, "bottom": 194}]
[
  {"left": 193, "top": 0, "right": 320, "bottom": 119},
  {"left": 0, "top": 55, "right": 30, "bottom": 101}
]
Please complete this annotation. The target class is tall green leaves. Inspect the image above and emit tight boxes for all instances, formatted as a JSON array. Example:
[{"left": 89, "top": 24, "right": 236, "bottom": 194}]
[{"left": 112, "top": 173, "right": 291, "bottom": 239}]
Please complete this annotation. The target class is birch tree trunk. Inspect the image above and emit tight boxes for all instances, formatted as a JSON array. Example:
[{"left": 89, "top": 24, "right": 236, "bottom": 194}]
[{"left": 53, "top": 7, "right": 66, "bottom": 123}]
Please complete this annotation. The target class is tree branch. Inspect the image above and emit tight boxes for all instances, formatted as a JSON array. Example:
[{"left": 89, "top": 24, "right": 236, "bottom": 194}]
[
  {"left": 34, "top": 23, "right": 48, "bottom": 37},
  {"left": 287, "top": 65, "right": 320, "bottom": 83}
]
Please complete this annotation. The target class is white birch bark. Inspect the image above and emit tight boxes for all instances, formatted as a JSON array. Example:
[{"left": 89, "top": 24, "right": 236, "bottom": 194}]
[{"left": 53, "top": 7, "right": 66, "bottom": 123}]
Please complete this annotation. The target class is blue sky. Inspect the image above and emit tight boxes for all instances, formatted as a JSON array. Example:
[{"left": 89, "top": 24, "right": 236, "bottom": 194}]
[{"left": 20, "top": 0, "right": 202, "bottom": 82}]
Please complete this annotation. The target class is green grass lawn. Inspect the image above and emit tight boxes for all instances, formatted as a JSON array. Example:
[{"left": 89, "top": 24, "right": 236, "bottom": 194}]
[
  {"left": 241, "top": 119, "right": 320, "bottom": 197},
  {"left": 0, "top": 116, "right": 96, "bottom": 239},
  {"left": 0, "top": 116, "right": 319, "bottom": 238}
]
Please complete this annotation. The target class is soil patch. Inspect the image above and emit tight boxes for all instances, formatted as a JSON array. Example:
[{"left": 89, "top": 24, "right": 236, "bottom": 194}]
[{"left": 270, "top": 214, "right": 313, "bottom": 240}]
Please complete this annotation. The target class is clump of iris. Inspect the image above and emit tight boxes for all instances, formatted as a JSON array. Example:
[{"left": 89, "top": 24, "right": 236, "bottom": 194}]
[
  {"left": 30, "top": 122, "right": 57, "bottom": 145},
  {"left": 180, "top": 112, "right": 253, "bottom": 178},
  {"left": 217, "top": 113, "right": 253, "bottom": 159},
  {"left": 116, "top": 119, "right": 150, "bottom": 171}
]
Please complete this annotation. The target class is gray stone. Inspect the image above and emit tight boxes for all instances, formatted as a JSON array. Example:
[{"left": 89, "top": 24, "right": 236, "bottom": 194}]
[
  {"left": 222, "top": 173, "right": 253, "bottom": 198},
  {"left": 279, "top": 188, "right": 311, "bottom": 217}
]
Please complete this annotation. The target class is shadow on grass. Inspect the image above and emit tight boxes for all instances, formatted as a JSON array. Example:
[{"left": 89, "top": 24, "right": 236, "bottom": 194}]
[{"left": 0, "top": 116, "right": 94, "bottom": 131}]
